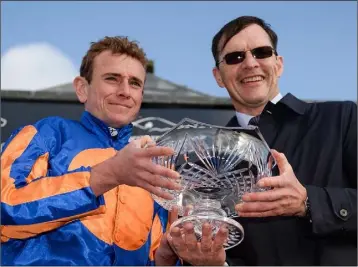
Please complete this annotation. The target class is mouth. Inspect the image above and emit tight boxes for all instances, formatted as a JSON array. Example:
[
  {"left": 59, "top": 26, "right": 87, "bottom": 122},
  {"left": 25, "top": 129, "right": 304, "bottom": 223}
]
[
  {"left": 109, "top": 103, "right": 131, "bottom": 108},
  {"left": 240, "top": 75, "right": 265, "bottom": 84}
]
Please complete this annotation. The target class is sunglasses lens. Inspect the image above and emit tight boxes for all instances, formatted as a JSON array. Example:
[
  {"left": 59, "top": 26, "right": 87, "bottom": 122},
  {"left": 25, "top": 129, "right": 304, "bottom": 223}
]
[
  {"left": 252, "top": 46, "right": 274, "bottom": 59},
  {"left": 221, "top": 46, "right": 275, "bottom": 65},
  {"left": 224, "top": 51, "right": 245, "bottom": 65}
]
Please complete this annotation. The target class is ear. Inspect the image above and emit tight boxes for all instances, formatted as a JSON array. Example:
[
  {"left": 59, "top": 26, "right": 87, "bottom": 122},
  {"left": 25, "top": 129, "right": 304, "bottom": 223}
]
[
  {"left": 276, "top": 55, "right": 284, "bottom": 78},
  {"left": 73, "top": 76, "right": 89, "bottom": 103},
  {"left": 212, "top": 67, "right": 225, "bottom": 88}
]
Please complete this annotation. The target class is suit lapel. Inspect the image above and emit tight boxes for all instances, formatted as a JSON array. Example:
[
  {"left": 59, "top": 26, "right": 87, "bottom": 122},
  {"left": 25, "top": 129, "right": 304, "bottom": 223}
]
[
  {"left": 225, "top": 110, "right": 281, "bottom": 149},
  {"left": 226, "top": 115, "right": 240, "bottom": 127}
]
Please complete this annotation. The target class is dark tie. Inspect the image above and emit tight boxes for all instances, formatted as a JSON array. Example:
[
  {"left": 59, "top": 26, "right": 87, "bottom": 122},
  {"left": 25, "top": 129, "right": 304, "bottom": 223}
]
[{"left": 248, "top": 115, "right": 260, "bottom": 126}]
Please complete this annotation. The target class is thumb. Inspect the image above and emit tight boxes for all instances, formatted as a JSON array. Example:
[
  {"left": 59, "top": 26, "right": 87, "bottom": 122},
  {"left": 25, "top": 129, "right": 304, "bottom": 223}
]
[
  {"left": 168, "top": 206, "right": 179, "bottom": 226},
  {"left": 160, "top": 231, "right": 169, "bottom": 245},
  {"left": 131, "top": 135, "right": 155, "bottom": 149},
  {"left": 271, "top": 149, "right": 290, "bottom": 174}
]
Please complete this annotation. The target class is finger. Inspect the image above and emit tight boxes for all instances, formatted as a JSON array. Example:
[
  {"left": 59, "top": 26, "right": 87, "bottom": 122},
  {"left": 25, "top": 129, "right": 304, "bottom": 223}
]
[
  {"left": 256, "top": 177, "right": 287, "bottom": 188},
  {"left": 169, "top": 226, "right": 187, "bottom": 253},
  {"left": 142, "top": 173, "right": 182, "bottom": 191},
  {"left": 271, "top": 150, "right": 292, "bottom": 174},
  {"left": 130, "top": 135, "right": 154, "bottom": 148},
  {"left": 235, "top": 200, "right": 279, "bottom": 213},
  {"left": 160, "top": 232, "right": 169, "bottom": 246},
  {"left": 160, "top": 232, "right": 173, "bottom": 251},
  {"left": 141, "top": 183, "right": 174, "bottom": 200},
  {"left": 143, "top": 162, "right": 181, "bottom": 180},
  {"left": 180, "top": 228, "right": 185, "bottom": 237},
  {"left": 145, "top": 141, "right": 156, "bottom": 148},
  {"left": 155, "top": 157, "right": 175, "bottom": 171},
  {"left": 184, "top": 204, "right": 194, "bottom": 216},
  {"left": 212, "top": 225, "right": 228, "bottom": 253},
  {"left": 200, "top": 223, "right": 213, "bottom": 253},
  {"left": 183, "top": 222, "right": 199, "bottom": 251},
  {"left": 166, "top": 234, "right": 176, "bottom": 253},
  {"left": 242, "top": 188, "right": 288, "bottom": 202},
  {"left": 237, "top": 209, "right": 282, "bottom": 218},
  {"left": 267, "top": 154, "right": 275, "bottom": 169},
  {"left": 138, "top": 135, "right": 155, "bottom": 148},
  {"left": 141, "top": 146, "right": 175, "bottom": 158},
  {"left": 169, "top": 206, "right": 179, "bottom": 225}
]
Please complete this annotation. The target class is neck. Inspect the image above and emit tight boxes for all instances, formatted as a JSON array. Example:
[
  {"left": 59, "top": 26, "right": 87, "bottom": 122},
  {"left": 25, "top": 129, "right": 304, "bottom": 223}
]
[
  {"left": 233, "top": 104, "right": 265, "bottom": 116},
  {"left": 233, "top": 90, "right": 281, "bottom": 116}
]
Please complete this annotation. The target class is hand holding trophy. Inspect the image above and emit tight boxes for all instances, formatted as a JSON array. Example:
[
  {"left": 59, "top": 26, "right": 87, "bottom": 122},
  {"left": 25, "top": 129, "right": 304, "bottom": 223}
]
[{"left": 151, "top": 118, "right": 276, "bottom": 250}]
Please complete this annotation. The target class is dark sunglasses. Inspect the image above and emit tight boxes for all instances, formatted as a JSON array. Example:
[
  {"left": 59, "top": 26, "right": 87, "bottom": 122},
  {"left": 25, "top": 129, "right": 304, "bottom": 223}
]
[{"left": 217, "top": 46, "right": 277, "bottom": 66}]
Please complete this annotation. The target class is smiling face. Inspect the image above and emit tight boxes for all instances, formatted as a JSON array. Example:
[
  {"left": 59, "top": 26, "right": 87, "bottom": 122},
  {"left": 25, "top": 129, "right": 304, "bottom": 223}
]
[
  {"left": 74, "top": 50, "right": 146, "bottom": 128},
  {"left": 213, "top": 24, "right": 284, "bottom": 115}
]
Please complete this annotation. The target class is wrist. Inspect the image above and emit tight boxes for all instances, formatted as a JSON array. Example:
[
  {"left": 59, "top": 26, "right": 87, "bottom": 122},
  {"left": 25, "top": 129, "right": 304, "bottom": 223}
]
[
  {"left": 155, "top": 236, "right": 179, "bottom": 266},
  {"left": 297, "top": 186, "right": 308, "bottom": 217},
  {"left": 90, "top": 158, "right": 118, "bottom": 196},
  {"left": 297, "top": 186, "right": 312, "bottom": 222},
  {"left": 303, "top": 195, "right": 312, "bottom": 222},
  {"left": 154, "top": 250, "right": 178, "bottom": 266}
]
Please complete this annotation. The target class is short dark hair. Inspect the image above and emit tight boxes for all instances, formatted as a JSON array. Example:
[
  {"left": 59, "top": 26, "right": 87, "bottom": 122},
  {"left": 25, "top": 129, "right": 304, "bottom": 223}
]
[
  {"left": 212, "top": 16, "right": 278, "bottom": 66},
  {"left": 80, "top": 36, "right": 148, "bottom": 84}
]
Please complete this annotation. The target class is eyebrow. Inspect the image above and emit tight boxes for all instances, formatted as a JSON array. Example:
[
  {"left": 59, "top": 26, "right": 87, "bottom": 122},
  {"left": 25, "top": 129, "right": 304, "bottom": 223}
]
[{"left": 103, "top": 73, "right": 144, "bottom": 86}]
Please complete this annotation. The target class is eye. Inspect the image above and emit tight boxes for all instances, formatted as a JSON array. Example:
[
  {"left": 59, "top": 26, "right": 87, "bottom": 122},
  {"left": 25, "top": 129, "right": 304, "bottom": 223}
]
[
  {"left": 130, "top": 80, "right": 142, "bottom": 87},
  {"left": 106, "top": 76, "right": 117, "bottom": 81}
]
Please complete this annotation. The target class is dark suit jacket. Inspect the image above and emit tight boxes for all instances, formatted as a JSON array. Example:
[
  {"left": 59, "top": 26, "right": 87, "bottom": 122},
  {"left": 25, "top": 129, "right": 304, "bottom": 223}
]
[{"left": 225, "top": 93, "right": 357, "bottom": 266}]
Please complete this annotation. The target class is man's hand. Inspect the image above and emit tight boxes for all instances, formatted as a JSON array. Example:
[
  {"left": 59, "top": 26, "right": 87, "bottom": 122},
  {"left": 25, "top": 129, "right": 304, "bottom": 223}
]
[
  {"left": 169, "top": 222, "right": 227, "bottom": 266},
  {"left": 155, "top": 206, "right": 228, "bottom": 266},
  {"left": 154, "top": 206, "right": 184, "bottom": 266},
  {"left": 90, "top": 135, "right": 181, "bottom": 199},
  {"left": 236, "top": 149, "right": 307, "bottom": 217}
]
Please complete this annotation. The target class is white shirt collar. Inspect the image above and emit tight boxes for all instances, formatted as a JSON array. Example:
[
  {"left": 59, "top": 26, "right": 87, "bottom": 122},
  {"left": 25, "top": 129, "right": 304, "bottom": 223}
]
[
  {"left": 235, "top": 93, "right": 283, "bottom": 127},
  {"left": 270, "top": 93, "right": 283, "bottom": 105}
]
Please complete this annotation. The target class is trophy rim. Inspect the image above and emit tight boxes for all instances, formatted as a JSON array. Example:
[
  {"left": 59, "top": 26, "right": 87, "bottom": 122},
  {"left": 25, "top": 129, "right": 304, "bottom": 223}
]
[{"left": 155, "top": 118, "right": 273, "bottom": 161}]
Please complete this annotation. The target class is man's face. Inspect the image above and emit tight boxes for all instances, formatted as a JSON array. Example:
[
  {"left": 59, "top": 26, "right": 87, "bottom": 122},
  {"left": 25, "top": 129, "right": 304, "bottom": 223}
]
[
  {"left": 213, "top": 24, "right": 284, "bottom": 112},
  {"left": 75, "top": 51, "right": 146, "bottom": 128}
]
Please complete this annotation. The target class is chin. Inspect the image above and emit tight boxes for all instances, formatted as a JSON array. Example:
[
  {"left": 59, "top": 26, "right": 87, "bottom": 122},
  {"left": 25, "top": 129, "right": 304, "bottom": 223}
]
[
  {"left": 239, "top": 95, "right": 266, "bottom": 106},
  {"left": 241, "top": 89, "right": 271, "bottom": 103},
  {"left": 106, "top": 115, "right": 131, "bottom": 128}
]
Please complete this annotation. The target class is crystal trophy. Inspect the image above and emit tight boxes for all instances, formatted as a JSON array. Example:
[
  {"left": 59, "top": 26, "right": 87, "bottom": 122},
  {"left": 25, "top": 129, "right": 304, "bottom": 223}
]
[{"left": 151, "top": 118, "right": 276, "bottom": 249}]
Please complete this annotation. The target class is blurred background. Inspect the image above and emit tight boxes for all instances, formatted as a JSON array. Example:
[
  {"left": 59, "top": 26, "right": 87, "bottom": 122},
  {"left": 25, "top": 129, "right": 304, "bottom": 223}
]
[{"left": 1, "top": 1, "right": 357, "bottom": 146}]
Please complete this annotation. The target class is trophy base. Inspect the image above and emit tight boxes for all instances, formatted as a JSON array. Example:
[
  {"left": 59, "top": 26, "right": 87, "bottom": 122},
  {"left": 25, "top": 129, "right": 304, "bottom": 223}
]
[{"left": 169, "top": 214, "right": 244, "bottom": 250}]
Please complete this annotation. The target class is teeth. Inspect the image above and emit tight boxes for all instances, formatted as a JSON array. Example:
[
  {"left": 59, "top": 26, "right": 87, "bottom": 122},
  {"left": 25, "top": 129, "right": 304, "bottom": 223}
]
[{"left": 242, "top": 76, "right": 264, "bottom": 83}]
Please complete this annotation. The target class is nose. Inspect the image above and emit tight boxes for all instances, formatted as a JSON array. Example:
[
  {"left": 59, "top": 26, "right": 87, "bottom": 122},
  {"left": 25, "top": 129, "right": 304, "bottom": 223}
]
[
  {"left": 117, "top": 80, "right": 131, "bottom": 98},
  {"left": 241, "top": 51, "right": 259, "bottom": 70}
]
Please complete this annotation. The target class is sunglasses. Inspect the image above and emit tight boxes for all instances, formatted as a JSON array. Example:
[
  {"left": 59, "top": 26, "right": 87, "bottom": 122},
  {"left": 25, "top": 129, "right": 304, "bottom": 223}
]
[{"left": 217, "top": 46, "right": 277, "bottom": 66}]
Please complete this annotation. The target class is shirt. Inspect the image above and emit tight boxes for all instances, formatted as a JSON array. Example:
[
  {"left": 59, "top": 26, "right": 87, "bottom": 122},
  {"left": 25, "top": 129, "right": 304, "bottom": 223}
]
[{"left": 235, "top": 93, "right": 283, "bottom": 127}]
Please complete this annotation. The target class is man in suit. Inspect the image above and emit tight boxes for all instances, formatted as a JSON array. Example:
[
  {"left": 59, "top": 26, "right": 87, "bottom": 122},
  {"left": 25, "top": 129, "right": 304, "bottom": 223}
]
[{"left": 211, "top": 16, "right": 357, "bottom": 265}]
